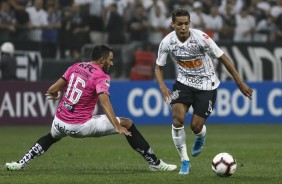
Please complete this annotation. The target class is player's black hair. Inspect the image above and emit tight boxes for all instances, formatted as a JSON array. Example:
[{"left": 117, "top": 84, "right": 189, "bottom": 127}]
[
  {"left": 91, "top": 45, "right": 113, "bottom": 61},
  {"left": 171, "top": 8, "right": 190, "bottom": 22}
]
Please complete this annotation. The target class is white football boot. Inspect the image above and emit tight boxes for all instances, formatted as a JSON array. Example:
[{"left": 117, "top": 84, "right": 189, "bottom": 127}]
[
  {"left": 5, "top": 162, "right": 24, "bottom": 171},
  {"left": 148, "top": 159, "right": 177, "bottom": 171}
]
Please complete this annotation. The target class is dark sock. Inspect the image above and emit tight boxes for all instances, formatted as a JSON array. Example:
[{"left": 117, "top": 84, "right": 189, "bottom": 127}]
[
  {"left": 18, "top": 133, "right": 60, "bottom": 166},
  {"left": 125, "top": 124, "right": 160, "bottom": 165}
]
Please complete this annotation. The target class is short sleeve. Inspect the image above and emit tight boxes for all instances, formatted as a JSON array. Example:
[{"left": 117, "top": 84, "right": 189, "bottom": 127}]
[
  {"left": 62, "top": 64, "right": 75, "bottom": 82},
  {"left": 96, "top": 76, "right": 110, "bottom": 96},
  {"left": 202, "top": 33, "right": 224, "bottom": 58},
  {"left": 156, "top": 39, "right": 169, "bottom": 66}
]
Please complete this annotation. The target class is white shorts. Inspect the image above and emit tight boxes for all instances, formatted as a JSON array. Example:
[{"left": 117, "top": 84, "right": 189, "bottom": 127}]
[{"left": 50, "top": 115, "right": 121, "bottom": 139}]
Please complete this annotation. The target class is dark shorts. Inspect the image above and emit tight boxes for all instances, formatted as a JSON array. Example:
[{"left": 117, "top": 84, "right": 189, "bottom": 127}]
[{"left": 171, "top": 81, "right": 217, "bottom": 119}]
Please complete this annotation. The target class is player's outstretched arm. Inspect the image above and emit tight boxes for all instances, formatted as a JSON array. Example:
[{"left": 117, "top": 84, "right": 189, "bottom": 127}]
[
  {"left": 45, "top": 78, "right": 66, "bottom": 100},
  {"left": 218, "top": 53, "right": 253, "bottom": 99},
  {"left": 98, "top": 93, "right": 132, "bottom": 136}
]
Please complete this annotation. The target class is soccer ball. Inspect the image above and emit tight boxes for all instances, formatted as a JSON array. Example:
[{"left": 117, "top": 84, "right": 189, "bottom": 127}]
[{"left": 211, "top": 152, "right": 237, "bottom": 177}]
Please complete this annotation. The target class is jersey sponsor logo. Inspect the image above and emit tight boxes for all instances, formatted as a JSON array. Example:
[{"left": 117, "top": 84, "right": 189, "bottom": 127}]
[
  {"left": 180, "top": 75, "right": 203, "bottom": 88},
  {"left": 186, "top": 75, "right": 203, "bottom": 85},
  {"left": 178, "top": 59, "right": 203, "bottom": 68},
  {"left": 62, "top": 101, "right": 75, "bottom": 112},
  {"left": 78, "top": 63, "right": 97, "bottom": 73}
]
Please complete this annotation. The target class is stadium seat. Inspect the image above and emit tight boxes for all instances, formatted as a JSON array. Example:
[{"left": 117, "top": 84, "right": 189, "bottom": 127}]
[{"left": 130, "top": 50, "right": 155, "bottom": 80}]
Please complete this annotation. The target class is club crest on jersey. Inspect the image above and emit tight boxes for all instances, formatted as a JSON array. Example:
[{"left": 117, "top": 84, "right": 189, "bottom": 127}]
[
  {"left": 105, "top": 79, "right": 110, "bottom": 87},
  {"left": 188, "top": 44, "right": 199, "bottom": 54}
]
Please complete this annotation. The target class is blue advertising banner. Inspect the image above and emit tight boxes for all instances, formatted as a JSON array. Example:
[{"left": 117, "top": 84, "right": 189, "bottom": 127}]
[
  {"left": 109, "top": 81, "right": 282, "bottom": 124},
  {"left": 0, "top": 81, "right": 281, "bottom": 125}
]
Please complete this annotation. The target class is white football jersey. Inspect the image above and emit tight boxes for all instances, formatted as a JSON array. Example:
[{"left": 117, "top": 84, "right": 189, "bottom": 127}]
[{"left": 156, "top": 28, "right": 224, "bottom": 90}]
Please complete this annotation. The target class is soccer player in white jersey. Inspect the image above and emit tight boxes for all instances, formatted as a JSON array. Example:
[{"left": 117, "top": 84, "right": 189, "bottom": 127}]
[
  {"left": 155, "top": 9, "right": 253, "bottom": 175},
  {"left": 5, "top": 45, "right": 177, "bottom": 172}
]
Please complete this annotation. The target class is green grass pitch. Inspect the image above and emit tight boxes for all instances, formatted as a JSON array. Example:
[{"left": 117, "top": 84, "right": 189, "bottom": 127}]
[{"left": 0, "top": 124, "right": 282, "bottom": 184}]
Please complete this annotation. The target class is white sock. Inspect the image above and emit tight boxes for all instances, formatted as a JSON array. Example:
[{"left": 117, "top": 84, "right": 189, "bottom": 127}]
[
  {"left": 172, "top": 125, "right": 189, "bottom": 161},
  {"left": 194, "top": 125, "right": 206, "bottom": 137}
]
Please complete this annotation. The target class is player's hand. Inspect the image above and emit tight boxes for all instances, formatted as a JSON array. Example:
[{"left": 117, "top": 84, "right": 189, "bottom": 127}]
[
  {"left": 115, "top": 126, "right": 132, "bottom": 136},
  {"left": 45, "top": 91, "right": 62, "bottom": 100},
  {"left": 237, "top": 82, "right": 253, "bottom": 99},
  {"left": 160, "top": 86, "right": 172, "bottom": 105}
]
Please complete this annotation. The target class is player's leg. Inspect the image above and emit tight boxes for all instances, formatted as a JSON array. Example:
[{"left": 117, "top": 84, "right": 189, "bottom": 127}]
[
  {"left": 171, "top": 103, "right": 190, "bottom": 174},
  {"left": 86, "top": 115, "right": 176, "bottom": 171},
  {"left": 120, "top": 117, "right": 177, "bottom": 171},
  {"left": 120, "top": 118, "right": 160, "bottom": 165},
  {"left": 5, "top": 118, "right": 66, "bottom": 171},
  {"left": 190, "top": 114, "right": 207, "bottom": 157},
  {"left": 191, "top": 89, "right": 217, "bottom": 157},
  {"left": 5, "top": 133, "right": 61, "bottom": 171},
  {"left": 170, "top": 82, "right": 192, "bottom": 174}
]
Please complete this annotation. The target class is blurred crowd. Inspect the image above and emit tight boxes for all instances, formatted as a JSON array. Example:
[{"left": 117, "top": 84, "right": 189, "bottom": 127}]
[{"left": 0, "top": 0, "right": 282, "bottom": 61}]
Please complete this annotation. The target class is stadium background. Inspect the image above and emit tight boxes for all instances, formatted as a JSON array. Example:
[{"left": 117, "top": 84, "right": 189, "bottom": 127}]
[
  {"left": 0, "top": 1, "right": 282, "bottom": 183},
  {"left": 0, "top": 0, "right": 281, "bottom": 125}
]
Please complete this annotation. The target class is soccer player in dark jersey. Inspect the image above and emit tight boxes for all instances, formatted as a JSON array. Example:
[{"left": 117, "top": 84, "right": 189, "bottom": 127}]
[
  {"left": 5, "top": 45, "right": 177, "bottom": 172},
  {"left": 155, "top": 8, "right": 253, "bottom": 175}
]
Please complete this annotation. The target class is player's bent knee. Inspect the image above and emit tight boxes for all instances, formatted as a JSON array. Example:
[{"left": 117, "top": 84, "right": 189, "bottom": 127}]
[
  {"left": 190, "top": 123, "right": 204, "bottom": 134},
  {"left": 172, "top": 115, "right": 185, "bottom": 128},
  {"left": 191, "top": 114, "right": 206, "bottom": 134}
]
